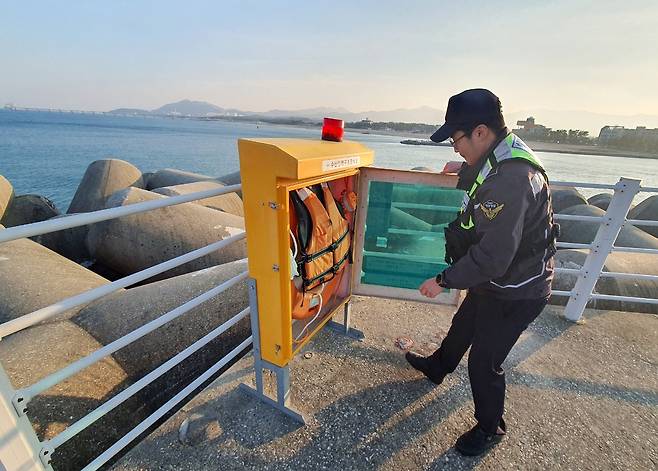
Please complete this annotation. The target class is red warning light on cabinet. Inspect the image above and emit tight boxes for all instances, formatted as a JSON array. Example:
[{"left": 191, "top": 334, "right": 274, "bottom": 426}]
[{"left": 321, "top": 117, "right": 344, "bottom": 142}]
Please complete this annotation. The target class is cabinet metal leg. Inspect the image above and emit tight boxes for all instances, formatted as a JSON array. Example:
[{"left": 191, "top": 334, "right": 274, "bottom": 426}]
[
  {"left": 239, "top": 360, "right": 305, "bottom": 424},
  {"left": 239, "top": 279, "right": 305, "bottom": 424},
  {"left": 328, "top": 301, "right": 364, "bottom": 340}
]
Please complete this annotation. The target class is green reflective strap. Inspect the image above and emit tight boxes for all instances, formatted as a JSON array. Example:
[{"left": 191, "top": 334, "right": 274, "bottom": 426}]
[
  {"left": 457, "top": 134, "right": 545, "bottom": 235},
  {"left": 511, "top": 148, "right": 532, "bottom": 160},
  {"left": 504, "top": 134, "right": 546, "bottom": 170},
  {"left": 505, "top": 133, "right": 515, "bottom": 147}
]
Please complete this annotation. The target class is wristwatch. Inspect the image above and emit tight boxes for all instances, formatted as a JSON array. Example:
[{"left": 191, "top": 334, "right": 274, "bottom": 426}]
[{"left": 435, "top": 272, "right": 447, "bottom": 288}]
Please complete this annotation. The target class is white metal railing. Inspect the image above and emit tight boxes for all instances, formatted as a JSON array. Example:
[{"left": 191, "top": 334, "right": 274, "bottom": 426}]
[
  {"left": 13, "top": 274, "right": 249, "bottom": 408},
  {"left": 43, "top": 307, "right": 250, "bottom": 455},
  {"left": 0, "top": 234, "right": 245, "bottom": 340},
  {"left": 550, "top": 177, "right": 658, "bottom": 321},
  {"left": 81, "top": 336, "right": 253, "bottom": 471},
  {"left": 0, "top": 183, "right": 252, "bottom": 470},
  {"left": 552, "top": 180, "right": 619, "bottom": 190},
  {"left": 0, "top": 184, "right": 242, "bottom": 244},
  {"left": 554, "top": 214, "right": 603, "bottom": 223}
]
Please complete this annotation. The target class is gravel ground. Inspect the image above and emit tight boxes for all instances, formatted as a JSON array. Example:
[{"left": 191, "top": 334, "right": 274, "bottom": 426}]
[{"left": 112, "top": 297, "right": 658, "bottom": 471}]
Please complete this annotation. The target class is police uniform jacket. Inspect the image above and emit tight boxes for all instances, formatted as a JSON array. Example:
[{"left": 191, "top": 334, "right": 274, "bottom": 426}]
[{"left": 441, "top": 133, "right": 555, "bottom": 300}]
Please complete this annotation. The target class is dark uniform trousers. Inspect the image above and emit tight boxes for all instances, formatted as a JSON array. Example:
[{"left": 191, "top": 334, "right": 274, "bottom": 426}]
[{"left": 428, "top": 291, "right": 548, "bottom": 434}]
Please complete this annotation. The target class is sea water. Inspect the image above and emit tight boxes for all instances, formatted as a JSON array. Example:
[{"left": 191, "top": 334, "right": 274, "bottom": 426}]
[{"left": 1, "top": 109, "right": 656, "bottom": 211}]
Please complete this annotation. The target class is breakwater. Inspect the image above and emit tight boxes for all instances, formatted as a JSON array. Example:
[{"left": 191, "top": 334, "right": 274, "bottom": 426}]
[
  {"left": 1, "top": 160, "right": 657, "bottom": 469},
  {"left": 0, "top": 161, "right": 248, "bottom": 469}
]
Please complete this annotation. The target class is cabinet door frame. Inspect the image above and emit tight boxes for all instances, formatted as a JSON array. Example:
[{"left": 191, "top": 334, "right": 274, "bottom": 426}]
[{"left": 352, "top": 167, "right": 462, "bottom": 305}]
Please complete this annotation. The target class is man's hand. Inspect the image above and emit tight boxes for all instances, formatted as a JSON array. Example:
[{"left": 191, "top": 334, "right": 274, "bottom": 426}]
[
  {"left": 441, "top": 161, "right": 463, "bottom": 174},
  {"left": 419, "top": 277, "right": 445, "bottom": 298}
]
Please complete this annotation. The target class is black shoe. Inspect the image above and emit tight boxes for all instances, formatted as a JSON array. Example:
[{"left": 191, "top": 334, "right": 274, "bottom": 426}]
[
  {"left": 455, "top": 419, "right": 506, "bottom": 456},
  {"left": 404, "top": 351, "right": 444, "bottom": 385}
]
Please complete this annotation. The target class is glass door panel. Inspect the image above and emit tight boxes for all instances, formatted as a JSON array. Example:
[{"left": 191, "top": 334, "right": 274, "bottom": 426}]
[{"left": 352, "top": 168, "right": 464, "bottom": 304}]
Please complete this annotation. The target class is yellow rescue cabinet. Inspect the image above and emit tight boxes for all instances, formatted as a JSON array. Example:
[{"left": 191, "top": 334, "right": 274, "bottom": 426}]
[
  {"left": 238, "top": 134, "right": 462, "bottom": 424},
  {"left": 238, "top": 138, "right": 374, "bottom": 368}
]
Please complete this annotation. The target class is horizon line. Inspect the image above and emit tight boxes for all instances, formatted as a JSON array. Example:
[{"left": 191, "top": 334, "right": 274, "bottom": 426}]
[{"left": 4, "top": 99, "right": 658, "bottom": 119}]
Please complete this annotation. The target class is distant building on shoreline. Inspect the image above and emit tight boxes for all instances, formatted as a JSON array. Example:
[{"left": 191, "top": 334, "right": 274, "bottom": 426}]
[
  {"left": 598, "top": 126, "right": 658, "bottom": 153},
  {"left": 514, "top": 117, "right": 590, "bottom": 145},
  {"left": 515, "top": 117, "right": 551, "bottom": 140}
]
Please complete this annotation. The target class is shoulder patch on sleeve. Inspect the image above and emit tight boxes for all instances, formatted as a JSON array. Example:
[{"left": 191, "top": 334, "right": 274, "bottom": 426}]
[{"left": 480, "top": 199, "right": 504, "bottom": 220}]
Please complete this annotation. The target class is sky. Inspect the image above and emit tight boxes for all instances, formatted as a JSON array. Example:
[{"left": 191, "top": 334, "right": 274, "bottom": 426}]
[{"left": 2, "top": 0, "right": 658, "bottom": 119}]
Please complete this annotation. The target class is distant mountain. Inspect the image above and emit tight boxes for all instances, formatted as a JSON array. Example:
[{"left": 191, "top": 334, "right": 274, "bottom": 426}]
[
  {"left": 107, "top": 99, "right": 658, "bottom": 135},
  {"left": 151, "top": 100, "right": 225, "bottom": 116},
  {"left": 109, "top": 100, "right": 244, "bottom": 117},
  {"left": 109, "top": 100, "right": 443, "bottom": 123}
]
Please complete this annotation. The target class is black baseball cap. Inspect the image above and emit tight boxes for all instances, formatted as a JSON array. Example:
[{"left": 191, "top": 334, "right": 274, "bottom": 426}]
[{"left": 430, "top": 88, "right": 505, "bottom": 143}]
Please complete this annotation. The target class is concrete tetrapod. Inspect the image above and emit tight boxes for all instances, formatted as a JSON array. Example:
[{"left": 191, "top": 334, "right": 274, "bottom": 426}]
[
  {"left": 0, "top": 230, "right": 110, "bottom": 324},
  {"left": 557, "top": 204, "right": 658, "bottom": 249},
  {"left": 141, "top": 172, "right": 155, "bottom": 189},
  {"left": 628, "top": 195, "right": 658, "bottom": 238},
  {"left": 550, "top": 186, "right": 588, "bottom": 213},
  {"left": 587, "top": 193, "right": 612, "bottom": 211},
  {"left": 216, "top": 170, "right": 241, "bottom": 186},
  {"left": 217, "top": 170, "right": 242, "bottom": 197},
  {"left": 0, "top": 226, "right": 129, "bottom": 469},
  {"left": 67, "top": 159, "right": 144, "bottom": 214},
  {"left": 46, "top": 159, "right": 145, "bottom": 263},
  {"left": 73, "top": 259, "right": 250, "bottom": 386},
  {"left": 0, "top": 175, "right": 13, "bottom": 221},
  {"left": 389, "top": 207, "right": 432, "bottom": 231},
  {"left": 153, "top": 181, "right": 244, "bottom": 216},
  {"left": 146, "top": 168, "right": 216, "bottom": 190},
  {"left": 552, "top": 249, "right": 658, "bottom": 314},
  {"left": 0, "top": 194, "right": 59, "bottom": 228},
  {"left": 0, "top": 321, "right": 131, "bottom": 470},
  {"left": 69, "top": 260, "right": 251, "bottom": 468},
  {"left": 391, "top": 185, "right": 462, "bottom": 226},
  {"left": 86, "top": 188, "right": 246, "bottom": 279},
  {"left": 34, "top": 214, "right": 96, "bottom": 264}
]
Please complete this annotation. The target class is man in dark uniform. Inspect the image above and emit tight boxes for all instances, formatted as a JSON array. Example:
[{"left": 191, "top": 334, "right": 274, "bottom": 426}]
[{"left": 407, "top": 89, "right": 557, "bottom": 456}]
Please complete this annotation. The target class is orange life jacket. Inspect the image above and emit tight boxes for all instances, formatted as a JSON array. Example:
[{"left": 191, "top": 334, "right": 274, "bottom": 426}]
[
  {"left": 294, "top": 187, "right": 334, "bottom": 290},
  {"left": 321, "top": 182, "right": 350, "bottom": 271},
  {"left": 289, "top": 184, "right": 352, "bottom": 320},
  {"left": 327, "top": 177, "right": 358, "bottom": 227}
]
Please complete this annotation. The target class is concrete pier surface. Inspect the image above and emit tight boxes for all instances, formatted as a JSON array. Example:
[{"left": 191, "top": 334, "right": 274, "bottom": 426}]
[{"left": 113, "top": 298, "right": 657, "bottom": 471}]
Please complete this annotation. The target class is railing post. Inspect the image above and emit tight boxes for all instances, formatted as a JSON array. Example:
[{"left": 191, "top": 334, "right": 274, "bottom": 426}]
[
  {"left": 563, "top": 178, "right": 641, "bottom": 322},
  {"left": 0, "top": 366, "right": 48, "bottom": 471}
]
